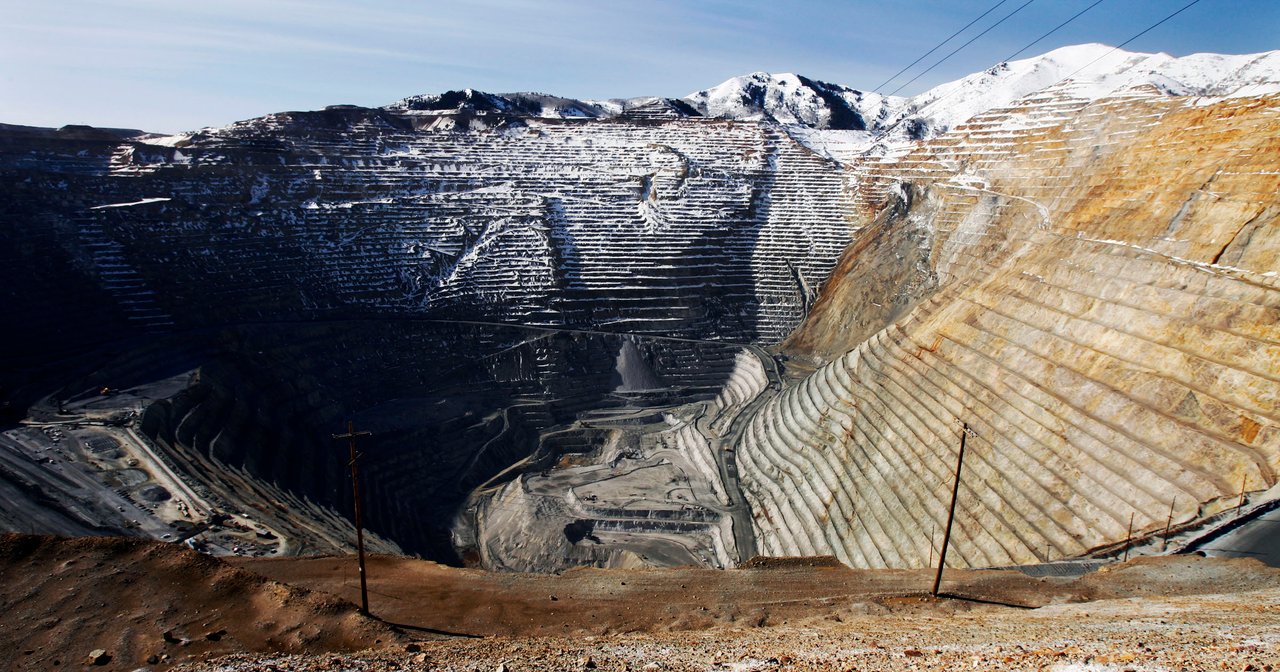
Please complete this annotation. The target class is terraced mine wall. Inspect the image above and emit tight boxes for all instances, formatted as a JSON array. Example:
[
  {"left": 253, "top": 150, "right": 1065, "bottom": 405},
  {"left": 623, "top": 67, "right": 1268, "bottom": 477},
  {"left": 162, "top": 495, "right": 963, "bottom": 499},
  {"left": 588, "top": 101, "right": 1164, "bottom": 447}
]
[
  {"left": 747, "top": 88, "right": 1280, "bottom": 568},
  {"left": 6, "top": 86, "right": 1279, "bottom": 569},
  {"left": 1, "top": 109, "right": 849, "bottom": 559},
  {"left": 132, "top": 322, "right": 741, "bottom": 558},
  {"left": 31, "top": 107, "right": 854, "bottom": 343},
  {"left": 0, "top": 125, "right": 152, "bottom": 421}
]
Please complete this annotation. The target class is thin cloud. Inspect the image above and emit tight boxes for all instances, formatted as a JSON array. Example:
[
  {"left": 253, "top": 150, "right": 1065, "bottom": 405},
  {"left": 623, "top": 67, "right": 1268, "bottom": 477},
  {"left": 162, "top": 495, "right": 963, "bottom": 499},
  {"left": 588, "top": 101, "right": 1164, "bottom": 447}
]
[{"left": 2, "top": 0, "right": 1277, "bottom": 131}]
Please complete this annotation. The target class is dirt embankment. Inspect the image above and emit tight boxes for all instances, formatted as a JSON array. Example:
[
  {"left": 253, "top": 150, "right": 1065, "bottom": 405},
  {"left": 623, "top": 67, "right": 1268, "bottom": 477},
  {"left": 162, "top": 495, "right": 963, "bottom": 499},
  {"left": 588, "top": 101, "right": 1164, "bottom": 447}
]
[
  {"left": 0, "top": 534, "right": 399, "bottom": 671},
  {"left": 230, "top": 551, "right": 1280, "bottom": 638},
  {"left": 5, "top": 534, "right": 1280, "bottom": 671}
]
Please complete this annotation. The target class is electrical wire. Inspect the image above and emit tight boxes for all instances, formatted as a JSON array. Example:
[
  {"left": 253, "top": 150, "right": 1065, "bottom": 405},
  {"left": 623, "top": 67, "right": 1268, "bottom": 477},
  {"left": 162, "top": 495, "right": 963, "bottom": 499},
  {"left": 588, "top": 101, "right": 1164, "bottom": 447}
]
[
  {"left": 873, "top": 0, "right": 1013, "bottom": 93},
  {"left": 888, "top": 0, "right": 1040, "bottom": 97},
  {"left": 1002, "top": 0, "right": 1109, "bottom": 63},
  {"left": 874, "top": 0, "right": 1218, "bottom": 237},
  {"left": 877, "top": 0, "right": 1212, "bottom": 143},
  {"left": 1054, "top": 0, "right": 1209, "bottom": 85}
]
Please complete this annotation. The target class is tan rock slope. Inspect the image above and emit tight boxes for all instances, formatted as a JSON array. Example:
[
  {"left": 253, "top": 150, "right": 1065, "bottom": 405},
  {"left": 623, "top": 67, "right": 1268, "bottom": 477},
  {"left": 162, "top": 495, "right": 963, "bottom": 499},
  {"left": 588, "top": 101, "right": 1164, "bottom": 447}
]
[{"left": 748, "top": 85, "right": 1280, "bottom": 568}]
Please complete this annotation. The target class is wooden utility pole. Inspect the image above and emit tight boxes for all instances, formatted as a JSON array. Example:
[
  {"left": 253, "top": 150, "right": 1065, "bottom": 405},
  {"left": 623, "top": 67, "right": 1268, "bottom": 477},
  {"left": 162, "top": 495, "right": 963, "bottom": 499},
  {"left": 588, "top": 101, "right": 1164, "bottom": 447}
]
[
  {"left": 333, "top": 421, "right": 372, "bottom": 616},
  {"left": 928, "top": 521, "right": 935, "bottom": 568},
  {"left": 1237, "top": 475, "right": 1248, "bottom": 517},
  {"left": 1123, "top": 511, "right": 1135, "bottom": 562},
  {"left": 932, "top": 422, "right": 969, "bottom": 597},
  {"left": 1162, "top": 497, "right": 1176, "bottom": 552}
]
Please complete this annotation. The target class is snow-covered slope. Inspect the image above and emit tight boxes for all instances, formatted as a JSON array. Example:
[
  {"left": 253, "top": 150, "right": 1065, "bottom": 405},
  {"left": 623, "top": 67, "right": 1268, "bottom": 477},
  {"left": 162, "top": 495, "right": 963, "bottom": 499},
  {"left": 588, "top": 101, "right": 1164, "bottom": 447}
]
[
  {"left": 684, "top": 72, "right": 901, "bottom": 130},
  {"left": 883, "top": 44, "right": 1280, "bottom": 141},
  {"left": 378, "top": 44, "right": 1280, "bottom": 150},
  {"left": 586, "top": 96, "right": 703, "bottom": 120},
  {"left": 387, "top": 88, "right": 607, "bottom": 119},
  {"left": 676, "top": 45, "right": 1280, "bottom": 160}
]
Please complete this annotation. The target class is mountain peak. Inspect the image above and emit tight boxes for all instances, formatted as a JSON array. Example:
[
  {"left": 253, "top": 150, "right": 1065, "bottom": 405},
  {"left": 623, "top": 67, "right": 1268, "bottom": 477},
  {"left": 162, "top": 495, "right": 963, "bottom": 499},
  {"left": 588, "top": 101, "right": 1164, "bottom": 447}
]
[
  {"left": 370, "top": 44, "right": 1280, "bottom": 144},
  {"left": 684, "top": 72, "right": 901, "bottom": 130},
  {"left": 879, "top": 45, "right": 1280, "bottom": 142}
]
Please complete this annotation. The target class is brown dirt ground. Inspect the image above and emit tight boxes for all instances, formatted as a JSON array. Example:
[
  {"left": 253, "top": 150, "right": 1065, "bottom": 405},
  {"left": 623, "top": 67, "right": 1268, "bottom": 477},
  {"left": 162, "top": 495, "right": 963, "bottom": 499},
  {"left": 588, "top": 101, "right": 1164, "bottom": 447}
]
[
  {"left": 5, "top": 534, "right": 1280, "bottom": 671},
  {"left": 228, "top": 551, "right": 1280, "bottom": 638},
  {"left": 0, "top": 535, "right": 401, "bottom": 671},
  {"left": 179, "top": 590, "right": 1280, "bottom": 672}
]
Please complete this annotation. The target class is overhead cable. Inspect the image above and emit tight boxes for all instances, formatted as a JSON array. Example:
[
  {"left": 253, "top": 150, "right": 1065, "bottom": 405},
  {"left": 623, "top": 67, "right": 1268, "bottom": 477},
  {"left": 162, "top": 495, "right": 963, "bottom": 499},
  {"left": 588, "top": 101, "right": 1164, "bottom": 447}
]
[
  {"left": 872, "top": 0, "right": 1013, "bottom": 93},
  {"left": 888, "top": 0, "right": 1040, "bottom": 97},
  {"left": 1002, "top": 0, "right": 1110, "bottom": 63},
  {"left": 1054, "top": 0, "right": 1208, "bottom": 85},
  {"left": 877, "top": 0, "right": 1211, "bottom": 143}
]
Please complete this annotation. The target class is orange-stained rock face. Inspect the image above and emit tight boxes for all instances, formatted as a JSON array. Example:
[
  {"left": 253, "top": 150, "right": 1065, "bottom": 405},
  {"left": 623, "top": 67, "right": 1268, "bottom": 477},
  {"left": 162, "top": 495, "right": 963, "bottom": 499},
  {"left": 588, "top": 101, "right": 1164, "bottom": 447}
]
[
  {"left": 791, "top": 91, "right": 1280, "bottom": 362},
  {"left": 749, "top": 89, "right": 1280, "bottom": 569}
]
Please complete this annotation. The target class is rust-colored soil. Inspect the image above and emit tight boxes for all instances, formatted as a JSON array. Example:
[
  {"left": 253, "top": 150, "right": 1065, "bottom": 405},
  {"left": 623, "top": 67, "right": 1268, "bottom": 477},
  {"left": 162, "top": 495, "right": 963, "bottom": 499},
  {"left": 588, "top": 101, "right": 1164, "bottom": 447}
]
[
  {"left": 5, "top": 534, "right": 1280, "bottom": 672},
  {"left": 0, "top": 535, "right": 399, "bottom": 671},
  {"left": 229, "top": 554, "right": 1038, "bottom": 637},
  {"left": 229, "top": 552, "right": 1280, "bottom": 637}
]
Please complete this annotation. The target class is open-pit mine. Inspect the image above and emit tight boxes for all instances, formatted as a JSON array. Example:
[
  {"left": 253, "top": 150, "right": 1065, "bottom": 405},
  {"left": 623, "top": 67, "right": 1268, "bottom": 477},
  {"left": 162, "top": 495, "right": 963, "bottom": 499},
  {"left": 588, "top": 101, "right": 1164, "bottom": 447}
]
[{"left": 2, "top": 45, "right": 1278, "bottom": 583}]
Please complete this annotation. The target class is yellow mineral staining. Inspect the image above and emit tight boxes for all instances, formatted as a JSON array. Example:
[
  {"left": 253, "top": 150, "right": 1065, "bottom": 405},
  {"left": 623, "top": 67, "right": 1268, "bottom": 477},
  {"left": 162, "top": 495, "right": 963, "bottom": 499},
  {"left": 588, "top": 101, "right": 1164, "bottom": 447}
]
[{"left": 751, "top": 92, "right": 1280, "bottom": 568}]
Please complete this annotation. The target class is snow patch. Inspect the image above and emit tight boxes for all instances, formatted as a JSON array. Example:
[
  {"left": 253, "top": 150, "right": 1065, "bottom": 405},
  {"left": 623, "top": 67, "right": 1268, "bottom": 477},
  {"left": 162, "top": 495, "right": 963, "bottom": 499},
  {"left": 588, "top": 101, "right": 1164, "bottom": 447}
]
[
  {"left": 90, "top": 197, "right": 172, "bottom": 210},
  {"left": 685, "top": 72, "right": 902, "bottom": 130},
  {"left": 136, "top": 134, "right": 192, "bottom": 147},
  {"left": 882, "top": 45, "right": 1280, "bottom": 142}
]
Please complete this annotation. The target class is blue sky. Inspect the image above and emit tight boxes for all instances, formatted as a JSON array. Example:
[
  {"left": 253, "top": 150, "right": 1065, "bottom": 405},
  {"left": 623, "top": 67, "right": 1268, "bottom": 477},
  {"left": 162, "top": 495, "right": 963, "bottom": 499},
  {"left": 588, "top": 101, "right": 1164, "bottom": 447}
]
[{"left": 2, "top": 0, "right": 1277, "bottom": 133}]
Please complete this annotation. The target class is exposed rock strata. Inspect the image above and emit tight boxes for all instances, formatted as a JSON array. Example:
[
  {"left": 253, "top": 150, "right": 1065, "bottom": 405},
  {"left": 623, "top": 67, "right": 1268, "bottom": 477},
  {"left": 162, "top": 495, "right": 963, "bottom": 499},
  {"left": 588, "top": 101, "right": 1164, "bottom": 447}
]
[
  {"left": 4, "top": 48, "right": 1279, "bottom": 570},
  {"left": 751, "top": 87, "right": 1280, "bottom": 568},
  {"left": 1, "top": 108, "right": 851, "bottom": 560},
  {"left": 85, "top": 111, "right": 852, "bottom": 343}
]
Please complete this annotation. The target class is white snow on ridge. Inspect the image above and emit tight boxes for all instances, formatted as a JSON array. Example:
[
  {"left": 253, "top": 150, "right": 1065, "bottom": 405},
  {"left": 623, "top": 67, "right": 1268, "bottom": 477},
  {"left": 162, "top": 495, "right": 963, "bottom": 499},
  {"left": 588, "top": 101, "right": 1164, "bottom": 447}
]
[
  {"left": 165, "top": 44, "right": 1278, "bottom": 168},
  {"left": 136, "top": 133, "right": 193, "bottom": 147},
  {"left": 367, "top": 44, "right": 1279, "bottom": 146},
  {"left": 885, "top": 44, "right": 1280, "bottom": 141},
  {"left": 782, "top": 126, "right": 878, "bottom": 163},
  {"left": 90, "top": 197, "right": 172, "bottom": 210},
  {"left": 685, "top": 72, "right": 902, "bottom": 130},
  {"left": 680, "top": 45, "right": 1280, "bottom": 159},
  {"left": 892, "top": 43, "right": 1130, "bottom": 136}
]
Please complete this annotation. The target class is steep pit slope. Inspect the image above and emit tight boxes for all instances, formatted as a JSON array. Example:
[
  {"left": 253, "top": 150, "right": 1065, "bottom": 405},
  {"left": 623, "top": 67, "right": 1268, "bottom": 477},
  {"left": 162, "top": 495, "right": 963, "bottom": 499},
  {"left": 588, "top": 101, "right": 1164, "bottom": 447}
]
[
  {"left": 0, "top": 104, "right": 855, "bottom": 559},
  {"left": 134, "top": 324, "right": 745, "bottom": 560},
  {"left": 746, "top": 80, "right": 1280, "bottom": 568},
  {"left": 85, "top": 108, "right": 852, "bottom": 343}
]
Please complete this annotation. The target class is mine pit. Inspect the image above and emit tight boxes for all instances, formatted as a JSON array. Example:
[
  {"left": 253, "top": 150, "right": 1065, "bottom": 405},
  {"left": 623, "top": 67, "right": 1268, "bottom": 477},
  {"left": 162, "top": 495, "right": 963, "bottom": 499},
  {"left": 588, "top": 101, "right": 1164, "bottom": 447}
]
[{"left": 2, "top": 40, "right": 1280, "bottom": 671}]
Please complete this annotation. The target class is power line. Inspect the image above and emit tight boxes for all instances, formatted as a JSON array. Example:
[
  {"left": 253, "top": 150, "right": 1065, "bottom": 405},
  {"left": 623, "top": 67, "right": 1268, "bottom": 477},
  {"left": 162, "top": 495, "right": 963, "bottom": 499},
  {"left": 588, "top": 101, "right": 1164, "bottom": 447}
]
[
  {"left": 870, "top": 0, "right": 1218, "bottom": 248},
  {"left": 1054, "top": 0, "right": 1208, "bottom": 85},
  {"left": 873, "top": 0, "right": 1013, "bottom": 93},
  {"left": 876, "top": 0, "right": 1211, "bottom": 143},
  {"left": 1002, "top": 0, "right": 1110, "bottom": 63},
  {"left": 889, "top": 0, "right": 1040, "bottom": 97},
  {"left": 1117, "top": 0, "right": 1208, "bottom": 50}
]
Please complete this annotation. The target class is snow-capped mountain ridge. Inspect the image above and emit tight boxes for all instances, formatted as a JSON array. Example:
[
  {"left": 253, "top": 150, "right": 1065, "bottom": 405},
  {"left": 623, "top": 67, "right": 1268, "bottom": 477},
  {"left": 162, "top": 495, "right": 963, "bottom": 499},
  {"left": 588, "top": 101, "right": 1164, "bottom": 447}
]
[
  {"left": 376, "top": 44, "right": 1280, "bottom": 156},
  {"left": 881, "top": 43, "right": 1280, "bottom": 142},
  {"left": 144, "top": 45, "right": 1280, "bottom": 162},
  {"left": 387, "top": 88, "right": 607, "bottom": 119},
  {"left": 683, "top": 71, "right": 902, "bottom": 130}
]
